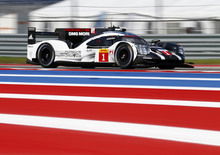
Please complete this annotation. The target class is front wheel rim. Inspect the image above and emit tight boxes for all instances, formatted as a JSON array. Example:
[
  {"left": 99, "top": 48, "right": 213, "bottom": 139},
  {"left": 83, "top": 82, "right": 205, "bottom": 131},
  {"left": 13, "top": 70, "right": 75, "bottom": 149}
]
[{"left": 119, "top": 50, "right": 130, "bottom": 63}]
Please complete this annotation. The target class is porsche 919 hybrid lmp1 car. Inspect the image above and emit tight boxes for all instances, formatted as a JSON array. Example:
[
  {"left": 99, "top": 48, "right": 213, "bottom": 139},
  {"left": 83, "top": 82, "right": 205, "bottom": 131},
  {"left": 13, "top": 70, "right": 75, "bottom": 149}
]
[{"left": 27, "top": 27, "right": 189, "bottom": 69}]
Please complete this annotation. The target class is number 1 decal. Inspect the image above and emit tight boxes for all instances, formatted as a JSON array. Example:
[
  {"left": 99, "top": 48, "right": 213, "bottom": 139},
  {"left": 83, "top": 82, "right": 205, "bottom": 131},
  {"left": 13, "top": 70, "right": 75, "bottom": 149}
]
[
  {"left": 99, "top": 49, "right": 109, "bottom": 62},
  {"left": 102, "top": 54, "right": 106, "bottom": 61}
]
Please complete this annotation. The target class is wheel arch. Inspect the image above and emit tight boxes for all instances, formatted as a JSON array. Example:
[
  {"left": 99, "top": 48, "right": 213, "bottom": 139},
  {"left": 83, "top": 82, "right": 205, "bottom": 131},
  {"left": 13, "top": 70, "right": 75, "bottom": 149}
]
[
  {"left": 113, "top": 42, "right": 137, "bottom": 68},
  {"left": 113, "top": 41, "right": 138, "bottom": 62},
  {"left": 36, "top": 40, "right": 69, "bottom": 62}
]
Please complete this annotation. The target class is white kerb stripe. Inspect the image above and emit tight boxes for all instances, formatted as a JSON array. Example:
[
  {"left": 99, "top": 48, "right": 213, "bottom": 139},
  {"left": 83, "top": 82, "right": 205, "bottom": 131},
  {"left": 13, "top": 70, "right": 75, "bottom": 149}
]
[
  {"left": 0, "top": 113, "right": 220, "bottom": 146},
  {"left": 1, "top": 74, "right": 220, "bottom": 81},
  {"left": 0, "top": 93, "right": 220, "bottom": 108}
]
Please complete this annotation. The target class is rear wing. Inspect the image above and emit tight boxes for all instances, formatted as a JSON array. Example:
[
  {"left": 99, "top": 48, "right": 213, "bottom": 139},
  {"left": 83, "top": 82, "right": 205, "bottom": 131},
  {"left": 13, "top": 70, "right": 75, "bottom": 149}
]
[
  {"left": 28, "top": 27, "right": 57, "bottom": 44},
  {"left": 28, "top": 27, "right": 94, "bottom": 45},
  {"left": 28, "top": 27, "right": 103, "bottom": 46},
  {"left": 28, "top": 26, "right": 127, "bottom": 45}
]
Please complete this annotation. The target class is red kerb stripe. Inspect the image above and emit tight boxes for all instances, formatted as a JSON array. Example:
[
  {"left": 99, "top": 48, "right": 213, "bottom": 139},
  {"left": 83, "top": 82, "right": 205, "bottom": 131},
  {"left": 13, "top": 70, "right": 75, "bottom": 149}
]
[
  {"left": 0, "top": 84, "right": 220, "bottom": 102},
  {"left": 0, "top": 124, "right": 220, "bottom": 155},
  {"left": 1, "top": 98, "right": 220, "bottom": 131}
]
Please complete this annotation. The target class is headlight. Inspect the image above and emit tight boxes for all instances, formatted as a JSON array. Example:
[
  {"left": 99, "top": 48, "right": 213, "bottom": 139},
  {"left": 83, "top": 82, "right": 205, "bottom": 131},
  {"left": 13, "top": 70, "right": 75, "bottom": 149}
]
[
  {"left": 178, "top": 47, "right": 184, "bottom": 55},
  {"left": 136, "top": 45, "right": 150, "bottom": 55}
]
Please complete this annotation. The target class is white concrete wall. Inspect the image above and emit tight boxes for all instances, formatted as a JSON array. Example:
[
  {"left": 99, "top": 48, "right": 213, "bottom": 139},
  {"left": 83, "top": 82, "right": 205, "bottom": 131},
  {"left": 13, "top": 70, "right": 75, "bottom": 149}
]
[{"left": 0, "top": 14, "right": 16, "bottom": 34}]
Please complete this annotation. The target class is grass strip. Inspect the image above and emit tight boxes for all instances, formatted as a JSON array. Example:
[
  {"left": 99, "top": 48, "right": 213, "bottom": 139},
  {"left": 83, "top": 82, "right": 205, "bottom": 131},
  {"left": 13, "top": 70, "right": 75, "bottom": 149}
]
[
  {"left": 0, "top": 57, "right": 27, "bottom": 64},
  {"left": 186, "top": 59, "right": 220, "bottom": 65}
]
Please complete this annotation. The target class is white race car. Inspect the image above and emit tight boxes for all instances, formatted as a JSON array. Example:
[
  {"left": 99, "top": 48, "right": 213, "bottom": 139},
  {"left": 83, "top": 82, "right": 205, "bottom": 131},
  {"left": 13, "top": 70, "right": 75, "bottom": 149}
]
[{"left": 27, "top": 27, "right": 189, "bottom": 69}]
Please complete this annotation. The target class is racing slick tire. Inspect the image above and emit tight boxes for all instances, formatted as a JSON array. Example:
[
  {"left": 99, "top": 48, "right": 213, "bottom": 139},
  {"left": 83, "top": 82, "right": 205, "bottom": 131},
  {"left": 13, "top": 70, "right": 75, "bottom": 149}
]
[
  {"left": 115, "top": 43, "right": 134, "bottom": 69},
  {"left": 37, "top": 43, "right": 57, "bottom": 68}
]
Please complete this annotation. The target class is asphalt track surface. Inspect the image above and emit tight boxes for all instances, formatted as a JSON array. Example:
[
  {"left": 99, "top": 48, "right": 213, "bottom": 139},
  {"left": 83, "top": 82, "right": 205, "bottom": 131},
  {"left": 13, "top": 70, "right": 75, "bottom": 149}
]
[{"left": 0, "top": 64, "right": 220, "bottom": 154}]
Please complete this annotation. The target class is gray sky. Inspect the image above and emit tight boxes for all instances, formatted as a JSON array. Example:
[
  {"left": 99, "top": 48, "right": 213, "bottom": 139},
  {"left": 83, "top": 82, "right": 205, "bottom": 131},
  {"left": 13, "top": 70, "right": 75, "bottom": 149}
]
[{"left": 31, "top": 0, "right": 220, "bottom": 19}]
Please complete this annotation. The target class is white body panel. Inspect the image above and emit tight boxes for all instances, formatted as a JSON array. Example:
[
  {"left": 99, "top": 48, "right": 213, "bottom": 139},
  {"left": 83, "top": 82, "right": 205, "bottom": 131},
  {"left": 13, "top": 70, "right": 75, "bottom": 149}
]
[{"left": 27, "top": 32, "right": 138, "bottom": 64}]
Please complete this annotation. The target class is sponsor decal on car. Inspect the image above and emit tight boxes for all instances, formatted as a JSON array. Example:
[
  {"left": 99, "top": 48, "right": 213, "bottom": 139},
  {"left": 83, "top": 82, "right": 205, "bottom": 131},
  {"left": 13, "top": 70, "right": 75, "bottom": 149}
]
[
  {"left": 65, "top": 28, "right": 91, "bottom": 36},
  {"left": 68, "top": 32, "right": 90, "bottom": 36},
  {"left": 59, "top": 50, "right": 82, "bottom": 58},
  {"left": 158, "top": 49, "right": 172, "bottom": 56},
  {"left": 99, "top": 49, "right": 109, "bottom": 62},
  {"left": 110, "top": 50, "right": 114, "bottom": 54}
]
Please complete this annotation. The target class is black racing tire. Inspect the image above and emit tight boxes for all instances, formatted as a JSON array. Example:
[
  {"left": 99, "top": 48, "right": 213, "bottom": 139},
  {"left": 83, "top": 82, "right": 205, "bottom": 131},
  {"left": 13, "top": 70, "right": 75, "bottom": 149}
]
[
  {"left": 115, "top": 43, "right": 134, "bottom": 69},
  {"left": 158, "top": 65, "right": 175, "bottom": 69},
  {"left": 37, "top": 43, "right": 57, "bottom": 68}
]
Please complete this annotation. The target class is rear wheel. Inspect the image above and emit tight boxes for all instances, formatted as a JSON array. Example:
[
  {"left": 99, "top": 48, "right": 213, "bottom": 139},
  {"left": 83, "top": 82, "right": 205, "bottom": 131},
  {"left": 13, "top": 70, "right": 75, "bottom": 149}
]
[
  {"left": 115, "top": 43, "right": 134, "bottom": 69},
  {"left": 37, "top": 43, "right": 57, "bottom": 68}
]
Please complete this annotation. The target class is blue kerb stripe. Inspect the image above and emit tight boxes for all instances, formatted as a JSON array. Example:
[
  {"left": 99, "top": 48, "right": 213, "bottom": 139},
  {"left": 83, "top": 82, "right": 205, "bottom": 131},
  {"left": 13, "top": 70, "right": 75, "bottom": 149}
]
[
  {"left": 0, "top": 76, "right": 220, "bottom": 88},
  {"left": 0, "top": 70, "right": 220, "bottom": 78}
]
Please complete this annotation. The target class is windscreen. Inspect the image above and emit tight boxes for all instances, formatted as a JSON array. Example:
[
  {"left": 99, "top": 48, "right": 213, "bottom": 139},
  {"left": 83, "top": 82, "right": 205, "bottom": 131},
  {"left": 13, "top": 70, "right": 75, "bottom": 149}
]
[
  {"left": 121, "top": 36, "right": 150, "bottom": 55},
  {"left": 121, "top": 36, "right": 148, "bottom": 45}
]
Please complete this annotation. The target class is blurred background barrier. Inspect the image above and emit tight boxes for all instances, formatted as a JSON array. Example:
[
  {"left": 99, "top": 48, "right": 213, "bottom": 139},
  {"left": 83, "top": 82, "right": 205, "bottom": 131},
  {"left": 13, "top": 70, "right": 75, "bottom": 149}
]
[
  {"left": 0, "top": 34, "right": 26, "bottom": 57},
  {"left": 0, "top": 0, "right": 220, "bottom": 60},
  {"left": 0, "top": 33, "right": 220, "bottom": 59}
]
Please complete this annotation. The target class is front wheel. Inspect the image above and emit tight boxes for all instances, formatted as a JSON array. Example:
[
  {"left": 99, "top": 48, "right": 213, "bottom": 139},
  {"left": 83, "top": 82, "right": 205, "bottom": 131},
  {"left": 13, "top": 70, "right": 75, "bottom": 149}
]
[
  {"left": 115, "top": 43, "right": 134, "bottom": 69},
  {"left": 37, "top": 43, "right": 57, "bottom": 68}
]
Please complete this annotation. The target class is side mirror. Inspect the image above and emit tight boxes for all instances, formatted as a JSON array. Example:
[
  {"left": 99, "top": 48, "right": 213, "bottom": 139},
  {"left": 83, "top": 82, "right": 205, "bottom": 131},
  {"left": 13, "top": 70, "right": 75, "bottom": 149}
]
[{"left": 151, "top": 39, "right": 160, "bottom": 46}]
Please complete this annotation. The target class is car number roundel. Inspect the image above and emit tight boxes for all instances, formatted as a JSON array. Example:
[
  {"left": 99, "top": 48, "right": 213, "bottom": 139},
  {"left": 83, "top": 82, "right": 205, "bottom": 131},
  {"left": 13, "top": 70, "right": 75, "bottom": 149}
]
[{"left": 99, "top": 49, "right": 109, "bottom": 62}]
